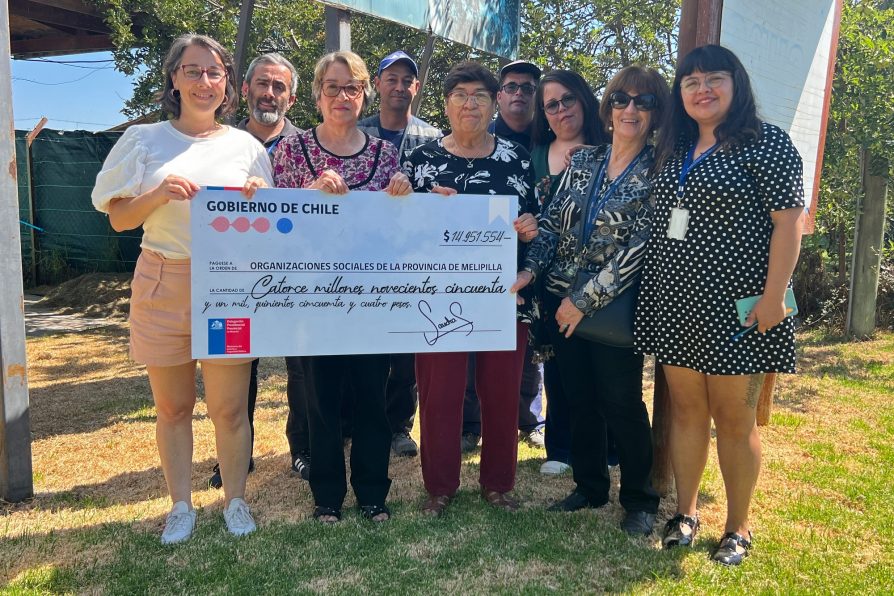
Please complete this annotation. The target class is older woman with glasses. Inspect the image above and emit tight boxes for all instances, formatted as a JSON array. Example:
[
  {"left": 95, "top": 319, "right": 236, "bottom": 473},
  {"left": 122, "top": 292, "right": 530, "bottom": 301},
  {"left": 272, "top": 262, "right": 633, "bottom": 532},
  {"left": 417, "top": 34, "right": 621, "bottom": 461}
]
[
  {"left": 272, "top": 50, "right": 411, "bottom": 523},
  {"left": 91, "top": 34, "right": 271, "bottom": 544},
  {"left": 513, "top": 65, "right": 670, "bottom": 535},
  {"left": 403, "top": 61, "right": 539, "bottom": 517}
]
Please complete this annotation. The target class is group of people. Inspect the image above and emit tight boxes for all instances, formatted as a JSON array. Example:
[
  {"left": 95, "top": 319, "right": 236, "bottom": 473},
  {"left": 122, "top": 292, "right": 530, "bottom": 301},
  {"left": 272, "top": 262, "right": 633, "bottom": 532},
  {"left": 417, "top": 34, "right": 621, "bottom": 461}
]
[{"left": 92, "top": 33, "right": 804, "bottom": 569}]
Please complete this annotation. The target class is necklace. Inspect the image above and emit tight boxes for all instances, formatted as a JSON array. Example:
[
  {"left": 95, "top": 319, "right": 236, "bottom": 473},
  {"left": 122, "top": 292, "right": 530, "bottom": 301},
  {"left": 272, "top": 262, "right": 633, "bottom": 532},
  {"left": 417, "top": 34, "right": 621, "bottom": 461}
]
[{"left": 448, "top": 135, "right": 493, "bottom": 169}]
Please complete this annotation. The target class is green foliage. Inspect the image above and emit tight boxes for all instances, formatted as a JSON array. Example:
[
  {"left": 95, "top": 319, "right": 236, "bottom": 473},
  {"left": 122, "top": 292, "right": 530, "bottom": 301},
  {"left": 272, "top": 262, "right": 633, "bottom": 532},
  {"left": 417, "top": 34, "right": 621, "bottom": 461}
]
[
  {"left": 815, "top": 0, "right": 894, "bottom": 279},
  {"left": 92, "top": 0, "right": 680, "bottom": 131}
]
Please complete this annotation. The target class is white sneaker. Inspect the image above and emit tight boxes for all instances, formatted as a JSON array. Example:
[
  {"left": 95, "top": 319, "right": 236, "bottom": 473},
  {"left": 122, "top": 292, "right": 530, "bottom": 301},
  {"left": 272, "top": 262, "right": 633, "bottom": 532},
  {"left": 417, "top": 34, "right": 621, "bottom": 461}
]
[
  {"left": 540, "top": 460, "right": 571, "bottom": 475},
  {"left": 161, "top": 501, "right": 196, "bottom": 545},
  {"left": 223, "top": 497, "right": 257, "bottom": 537}
]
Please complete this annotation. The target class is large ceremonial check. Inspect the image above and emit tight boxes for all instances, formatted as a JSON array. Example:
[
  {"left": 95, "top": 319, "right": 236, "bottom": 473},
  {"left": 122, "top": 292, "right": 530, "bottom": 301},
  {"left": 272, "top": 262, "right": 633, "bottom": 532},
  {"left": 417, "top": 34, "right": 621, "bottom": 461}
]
[{"left": 190, "top": 188, "right": 519, "bottom": 358}]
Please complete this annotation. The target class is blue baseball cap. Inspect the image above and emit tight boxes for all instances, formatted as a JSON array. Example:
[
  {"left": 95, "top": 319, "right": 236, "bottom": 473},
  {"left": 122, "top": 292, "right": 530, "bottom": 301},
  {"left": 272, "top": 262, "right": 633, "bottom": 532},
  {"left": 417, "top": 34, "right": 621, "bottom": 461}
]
[{"left": 377, "top": 50, "right": 418, "bottom": 77}]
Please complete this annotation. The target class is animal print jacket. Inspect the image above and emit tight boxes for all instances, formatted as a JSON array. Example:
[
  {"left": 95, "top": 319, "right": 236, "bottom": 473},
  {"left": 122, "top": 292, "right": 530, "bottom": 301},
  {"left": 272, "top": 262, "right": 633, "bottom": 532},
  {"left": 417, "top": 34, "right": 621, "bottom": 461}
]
[{"left": 523, "top": 144, "right": 655, "bottom": 316}]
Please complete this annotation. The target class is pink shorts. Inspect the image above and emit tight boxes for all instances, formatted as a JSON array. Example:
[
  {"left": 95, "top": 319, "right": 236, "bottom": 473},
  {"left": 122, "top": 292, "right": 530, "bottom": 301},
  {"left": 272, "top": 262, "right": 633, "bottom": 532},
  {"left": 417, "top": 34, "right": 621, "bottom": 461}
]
[{"left": 129, "top": 250, "right": 252, "bottom": 367}]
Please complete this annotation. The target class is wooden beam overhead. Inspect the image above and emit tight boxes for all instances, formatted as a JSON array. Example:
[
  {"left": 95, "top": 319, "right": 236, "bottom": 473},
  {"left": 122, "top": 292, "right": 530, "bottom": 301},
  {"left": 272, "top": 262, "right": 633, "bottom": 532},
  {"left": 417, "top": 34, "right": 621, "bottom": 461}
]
[
  {"left": 9, "top": 0, "right": 110, "bottom": 34},
  {"left": 11, "top": 33, "right": 115, "bottom": 57}
]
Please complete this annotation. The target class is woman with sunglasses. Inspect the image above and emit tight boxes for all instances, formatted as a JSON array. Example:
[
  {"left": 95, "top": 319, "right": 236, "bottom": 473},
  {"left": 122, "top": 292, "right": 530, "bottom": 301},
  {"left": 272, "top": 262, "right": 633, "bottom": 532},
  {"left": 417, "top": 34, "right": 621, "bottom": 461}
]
[
  {"left": 527, "top": 70, "right": 610, "bottom": 477},
  {"left": 403, "top": 61, "right": 538, "bottom": 517},
  {"left": 636, "top": 45, "right": 804, "bottom": 565},
  {"left": 272, "top": 51, "right": 411, "bottom": 524},
  {"left": 513, "top": 65, "right": 669, "bottom": 535},
  {"left": 91, "top": 34, "right": 271, "bottom": 544}
]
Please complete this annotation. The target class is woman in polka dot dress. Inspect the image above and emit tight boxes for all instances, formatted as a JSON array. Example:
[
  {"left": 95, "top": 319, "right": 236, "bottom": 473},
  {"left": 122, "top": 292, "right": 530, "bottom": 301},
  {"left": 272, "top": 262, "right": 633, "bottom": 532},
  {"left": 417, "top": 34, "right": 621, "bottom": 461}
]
[{"left": 635, "top": 45, "right": 804, "bottom": 566}]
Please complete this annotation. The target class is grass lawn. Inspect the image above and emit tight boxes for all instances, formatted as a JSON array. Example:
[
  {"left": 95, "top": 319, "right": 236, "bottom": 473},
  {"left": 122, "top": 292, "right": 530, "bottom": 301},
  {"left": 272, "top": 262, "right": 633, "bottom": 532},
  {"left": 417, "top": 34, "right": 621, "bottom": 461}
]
[{"left": 2, "top": 326, "right": 893, "bottom": 594}]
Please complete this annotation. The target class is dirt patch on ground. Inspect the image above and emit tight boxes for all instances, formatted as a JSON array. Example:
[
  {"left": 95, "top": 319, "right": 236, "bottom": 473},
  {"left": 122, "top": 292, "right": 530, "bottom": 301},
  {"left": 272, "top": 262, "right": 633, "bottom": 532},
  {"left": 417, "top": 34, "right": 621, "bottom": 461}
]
[{"left": 35, "top": 273, "right": 133, "bottom": 320}]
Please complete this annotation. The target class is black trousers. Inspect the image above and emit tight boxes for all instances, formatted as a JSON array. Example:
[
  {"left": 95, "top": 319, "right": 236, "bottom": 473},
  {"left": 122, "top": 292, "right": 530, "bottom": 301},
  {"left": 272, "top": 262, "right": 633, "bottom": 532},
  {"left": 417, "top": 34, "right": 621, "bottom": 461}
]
[
  {"left": 544, "top": 293, "right": 659, "bottom": 514},
  {"left": 386, "top": 353, "right": 417, "bottom": 434},
  {"left": 303, "top": 354, "right": 392, "bottom": 509}
]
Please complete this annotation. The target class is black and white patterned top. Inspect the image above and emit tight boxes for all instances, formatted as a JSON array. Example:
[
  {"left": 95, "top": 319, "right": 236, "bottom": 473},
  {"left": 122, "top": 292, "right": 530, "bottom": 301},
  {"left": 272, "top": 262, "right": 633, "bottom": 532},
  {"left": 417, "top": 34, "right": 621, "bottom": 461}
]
[
  {"left": 403, "top": 136, "right": 538, "bottom": 323},
  {"left": 523, "top": 144, "right": 654, "bottom": 315},
  {"left": 635, "top": 122, "right": 804, "bottom": 374}
]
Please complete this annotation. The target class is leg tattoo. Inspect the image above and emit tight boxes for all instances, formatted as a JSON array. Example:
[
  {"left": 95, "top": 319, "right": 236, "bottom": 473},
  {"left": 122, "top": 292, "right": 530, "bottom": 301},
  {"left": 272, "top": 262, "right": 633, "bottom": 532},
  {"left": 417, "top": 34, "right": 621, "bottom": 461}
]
[{"left": 744, "top": 374, "right": 765, "bottom": 409}]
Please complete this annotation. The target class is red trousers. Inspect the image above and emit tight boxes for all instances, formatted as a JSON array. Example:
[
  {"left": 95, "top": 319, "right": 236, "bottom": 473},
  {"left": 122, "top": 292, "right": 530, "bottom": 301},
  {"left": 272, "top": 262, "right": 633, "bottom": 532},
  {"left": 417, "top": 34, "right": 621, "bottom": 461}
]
[{"left": 416, "top": 321, "right": 528, "bottom": 496}]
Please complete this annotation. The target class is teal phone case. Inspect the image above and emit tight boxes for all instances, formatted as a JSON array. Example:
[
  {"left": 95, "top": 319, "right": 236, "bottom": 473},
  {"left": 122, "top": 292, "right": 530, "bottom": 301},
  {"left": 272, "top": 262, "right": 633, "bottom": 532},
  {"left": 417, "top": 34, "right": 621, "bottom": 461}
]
[{"left": 735, "top": 288, "right": 798, "bottom": 326}]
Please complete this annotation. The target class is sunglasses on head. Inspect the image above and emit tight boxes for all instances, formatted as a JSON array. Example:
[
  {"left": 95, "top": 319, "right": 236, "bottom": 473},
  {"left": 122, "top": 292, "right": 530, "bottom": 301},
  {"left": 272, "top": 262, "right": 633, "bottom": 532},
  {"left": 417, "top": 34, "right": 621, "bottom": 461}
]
[{"left": 609, "top": 91, "right": 658, "bottom": 111}]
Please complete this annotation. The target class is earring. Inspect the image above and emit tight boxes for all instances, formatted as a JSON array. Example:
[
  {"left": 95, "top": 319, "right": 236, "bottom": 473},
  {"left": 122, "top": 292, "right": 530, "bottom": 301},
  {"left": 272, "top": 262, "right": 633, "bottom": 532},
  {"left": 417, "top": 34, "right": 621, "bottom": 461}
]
[{"left": 608, "top": 124, "right": 613, "bottom": 132}]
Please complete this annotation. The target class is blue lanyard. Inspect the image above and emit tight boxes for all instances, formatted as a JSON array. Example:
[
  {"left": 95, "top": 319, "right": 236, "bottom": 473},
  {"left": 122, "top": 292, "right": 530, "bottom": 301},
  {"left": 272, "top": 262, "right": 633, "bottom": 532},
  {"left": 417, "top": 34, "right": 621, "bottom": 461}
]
[
  {"left": 582, "top": 146, "right": 649, "bottom": 240},
  {"left": 676, "top": 142, "right": 718, "bottom": 203}
]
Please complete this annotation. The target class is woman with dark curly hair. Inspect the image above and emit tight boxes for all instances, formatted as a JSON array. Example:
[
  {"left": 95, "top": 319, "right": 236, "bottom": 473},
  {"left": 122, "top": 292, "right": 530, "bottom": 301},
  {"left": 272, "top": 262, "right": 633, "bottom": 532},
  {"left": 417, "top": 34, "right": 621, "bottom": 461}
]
[
  {"left": 637, "top": 45, "right": 804, "bottom": 565},
  {"left": 92, "top": 34, "right": 272, "bottom": 544}
]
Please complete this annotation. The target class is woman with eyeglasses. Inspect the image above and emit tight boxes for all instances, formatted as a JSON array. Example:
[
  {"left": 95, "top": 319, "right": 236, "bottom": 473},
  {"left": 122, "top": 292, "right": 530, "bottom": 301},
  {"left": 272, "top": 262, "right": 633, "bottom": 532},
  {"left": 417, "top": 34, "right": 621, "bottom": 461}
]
[
  {"left": 272, "top": 51, "right": 412, "bottom": 524},
  {"left": 527, "top": 70, "right": 610, "bottom": 478},
  {"left": 636, "top": 45, "right": 804, "bottom": 565},
  {"left": 403, "top": 61, "right": 539, "bottom": 517},
  {"left": 91, "top": 34, "right": 271, "bottom": 544},
  {"left": 512, "top": 65, "right": 669, "bottom": 535}
]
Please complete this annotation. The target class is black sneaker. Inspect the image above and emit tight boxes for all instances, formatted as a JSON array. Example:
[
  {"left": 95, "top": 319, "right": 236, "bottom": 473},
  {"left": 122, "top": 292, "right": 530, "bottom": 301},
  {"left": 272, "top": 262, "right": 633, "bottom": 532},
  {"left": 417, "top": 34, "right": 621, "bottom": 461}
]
[
  {"left": 547, "top": 490, "right": 606, "bottom": 512},
  {"left": 621, "top": 510, "right": 656, "bottom": 536},
  {"left": 208, "top": 457, "right": 255, "bottom": 489},
  {"left": 391, "top": 432, "right": 418, "bottom": 457},
  {"left": 291, "top": 450, "right": 311, "bottom": 481},
  {"left": 460, "top": 432, "right": 481, "bottom": 454}
]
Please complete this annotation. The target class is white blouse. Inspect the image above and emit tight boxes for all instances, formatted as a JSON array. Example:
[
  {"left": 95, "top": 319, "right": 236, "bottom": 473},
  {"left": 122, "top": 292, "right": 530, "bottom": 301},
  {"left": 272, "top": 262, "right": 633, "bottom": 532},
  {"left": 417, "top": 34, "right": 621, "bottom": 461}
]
[{"left": 92, "top": 121, "right": 273, "bottom": 259}]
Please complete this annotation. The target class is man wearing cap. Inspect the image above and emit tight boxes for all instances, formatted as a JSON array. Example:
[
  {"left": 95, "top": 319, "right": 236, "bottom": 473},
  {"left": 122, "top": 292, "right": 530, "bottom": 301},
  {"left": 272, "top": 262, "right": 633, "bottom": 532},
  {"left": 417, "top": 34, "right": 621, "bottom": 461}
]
[
  {"left": 209, "top": 52, "right": 313, "bottom": 489},
  {"left": 488, "top": 60, "right": 542, "bottom": 149},
  {"left": 359, "top": 50, "right": 441, "bottom": 458},
  {"left": 359, "top": 50, "right": 442, "bottom": 161}
]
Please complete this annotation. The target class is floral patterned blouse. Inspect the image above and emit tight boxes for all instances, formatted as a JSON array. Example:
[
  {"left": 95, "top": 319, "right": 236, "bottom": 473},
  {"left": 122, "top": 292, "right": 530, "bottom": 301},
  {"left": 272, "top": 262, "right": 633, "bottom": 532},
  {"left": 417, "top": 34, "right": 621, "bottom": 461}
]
[
  {"left": 403, "top": 135, "right": 538, "bottom": 324},
  {"left": 272, "top": 127, "right": 399, "bottom": 191}
]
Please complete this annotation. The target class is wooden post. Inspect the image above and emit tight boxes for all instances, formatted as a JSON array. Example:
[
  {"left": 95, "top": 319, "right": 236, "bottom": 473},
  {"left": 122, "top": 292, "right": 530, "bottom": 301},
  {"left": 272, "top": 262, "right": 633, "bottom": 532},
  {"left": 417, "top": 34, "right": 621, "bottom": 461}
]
[
  {"left": 1, "top": 7, "right": 35, "bottom": 503},
  {"left": 649, "top": 0, "right": 725, "bottom": 496},
  {"left": 650, "top": 366, "right": 673, "bottom": 494},
  {"left": 232, "top": 0, "right": 256, "bottom": 95},
  {"left": 411, "top": 33, "right": 436, "bottom": 117},
  {"left": 756, "top": 373, "right": 777, "bottom": 426},
  {"left": 846, "top": 148, "right": 889, "bottom": 338},
  {"left": 325, "top": 7, "right": 351, "bottom": 53}
]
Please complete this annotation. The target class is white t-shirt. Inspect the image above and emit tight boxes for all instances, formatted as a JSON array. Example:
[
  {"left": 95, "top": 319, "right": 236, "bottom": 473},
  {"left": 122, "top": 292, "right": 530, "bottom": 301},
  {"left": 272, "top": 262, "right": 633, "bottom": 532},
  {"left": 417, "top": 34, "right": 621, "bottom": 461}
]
[{"left": 92, "top": 121, "right": 273, "bottom": 259}]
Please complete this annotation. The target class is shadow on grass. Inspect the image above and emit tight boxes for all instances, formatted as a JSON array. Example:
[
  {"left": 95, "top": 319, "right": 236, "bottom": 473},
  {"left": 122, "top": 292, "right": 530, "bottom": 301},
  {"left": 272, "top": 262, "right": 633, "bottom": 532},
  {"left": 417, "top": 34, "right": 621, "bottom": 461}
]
[{"left": 2, "top": 489, "right": 691, "bottom": 593}]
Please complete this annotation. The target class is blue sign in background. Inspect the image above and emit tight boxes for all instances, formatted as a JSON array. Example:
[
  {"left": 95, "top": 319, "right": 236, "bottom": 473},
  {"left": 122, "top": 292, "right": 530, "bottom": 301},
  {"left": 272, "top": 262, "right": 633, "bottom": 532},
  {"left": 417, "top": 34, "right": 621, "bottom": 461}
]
[{"left": 321, "top": 0, "right": 519, "bottom": 59}]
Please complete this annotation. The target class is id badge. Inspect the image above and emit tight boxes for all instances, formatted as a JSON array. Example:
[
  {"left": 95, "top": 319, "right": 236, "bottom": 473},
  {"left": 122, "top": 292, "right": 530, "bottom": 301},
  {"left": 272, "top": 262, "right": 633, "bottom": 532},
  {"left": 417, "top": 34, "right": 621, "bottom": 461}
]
[{"left": 667, "top": 207, "right": 690, "bottom": 240}]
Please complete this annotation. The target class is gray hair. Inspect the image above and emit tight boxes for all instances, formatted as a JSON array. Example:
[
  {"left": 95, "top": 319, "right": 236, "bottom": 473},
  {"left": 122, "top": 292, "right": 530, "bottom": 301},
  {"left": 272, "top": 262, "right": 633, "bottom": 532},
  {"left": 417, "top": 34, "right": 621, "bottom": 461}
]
[{"left": 245, "top": 52, "right": 298, "bottom": 95}]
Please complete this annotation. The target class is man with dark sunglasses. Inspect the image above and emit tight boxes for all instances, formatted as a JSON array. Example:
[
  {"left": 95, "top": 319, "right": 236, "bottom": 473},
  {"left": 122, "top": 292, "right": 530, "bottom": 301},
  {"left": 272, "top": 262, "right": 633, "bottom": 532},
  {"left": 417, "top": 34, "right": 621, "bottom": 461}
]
[{"left": 488, "top": 60, "right": 541, "bottom": 149}]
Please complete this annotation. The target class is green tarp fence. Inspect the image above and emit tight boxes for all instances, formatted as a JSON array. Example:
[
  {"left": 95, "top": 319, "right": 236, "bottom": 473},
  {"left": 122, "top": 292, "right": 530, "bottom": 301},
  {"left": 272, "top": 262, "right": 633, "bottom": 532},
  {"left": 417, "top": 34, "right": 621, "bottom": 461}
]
[{"left": 15, "top": 128, "right": 141, "bottom": 286}]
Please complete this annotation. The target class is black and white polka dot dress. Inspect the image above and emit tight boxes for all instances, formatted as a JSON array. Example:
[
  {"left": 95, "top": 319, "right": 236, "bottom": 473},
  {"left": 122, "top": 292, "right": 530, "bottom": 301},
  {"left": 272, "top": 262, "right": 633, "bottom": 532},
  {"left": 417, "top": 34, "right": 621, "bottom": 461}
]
[{"left": 635, "top": 122, "right": 804, "bottom": 375}]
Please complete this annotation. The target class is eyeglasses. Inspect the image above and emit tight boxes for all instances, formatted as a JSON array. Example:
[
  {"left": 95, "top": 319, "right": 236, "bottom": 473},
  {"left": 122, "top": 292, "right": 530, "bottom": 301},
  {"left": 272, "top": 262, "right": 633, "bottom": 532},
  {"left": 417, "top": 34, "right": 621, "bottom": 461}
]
[
  {"left": 609, "top": 91, "right": 658, "bottom": 111},
  {"left": 680, "top": 72, "right": 731, "bottom": 94},
  {"left": 543, "top": 94, "right": 577, "bottom": 115},
  {"left": 446, "top": 91, "right": 493, "bottom": 107},
  {"left": 321, "top": 83, "right": 364, "bottom": 99},
  {"left": 180, "top": 65, "right": 227, "bottom": 82},
  {"left": 500, "top": 82, "right": 536, "bottom": 96}
]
